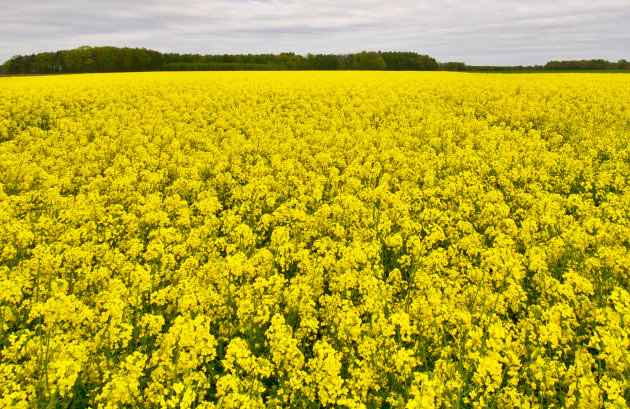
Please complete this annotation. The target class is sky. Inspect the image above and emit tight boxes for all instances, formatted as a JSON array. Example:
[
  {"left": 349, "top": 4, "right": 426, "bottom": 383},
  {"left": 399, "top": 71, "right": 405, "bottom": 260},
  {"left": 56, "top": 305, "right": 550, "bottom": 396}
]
[{"left": 1, "top": 0, "right": 629, "bottom": 66}]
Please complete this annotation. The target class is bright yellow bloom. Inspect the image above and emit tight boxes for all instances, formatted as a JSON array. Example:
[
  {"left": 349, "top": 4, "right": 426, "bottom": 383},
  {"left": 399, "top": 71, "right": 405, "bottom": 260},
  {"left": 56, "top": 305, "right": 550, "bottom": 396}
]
[{"left": 1, "top": 71, "right": 629, "bottom": 408}]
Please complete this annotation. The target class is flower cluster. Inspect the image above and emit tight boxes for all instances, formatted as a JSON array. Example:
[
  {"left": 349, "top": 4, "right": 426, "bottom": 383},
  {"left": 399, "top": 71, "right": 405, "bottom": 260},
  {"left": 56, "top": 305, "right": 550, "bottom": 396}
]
[{"left": 1, "top": 72, "right": 629, "bottom": 408}]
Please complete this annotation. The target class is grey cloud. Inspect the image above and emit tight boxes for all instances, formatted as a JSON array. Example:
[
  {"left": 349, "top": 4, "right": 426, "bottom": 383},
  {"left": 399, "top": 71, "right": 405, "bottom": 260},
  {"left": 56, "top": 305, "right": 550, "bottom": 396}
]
[{"left": 1, "top": 0, "right": 628, "bottom": 65}]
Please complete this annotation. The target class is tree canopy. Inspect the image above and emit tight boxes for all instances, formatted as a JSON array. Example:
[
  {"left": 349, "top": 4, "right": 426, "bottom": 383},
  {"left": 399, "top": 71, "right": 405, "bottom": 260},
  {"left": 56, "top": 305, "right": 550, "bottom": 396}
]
[{"left": 2, "top": 46, "right": 438, "bottom": 74}]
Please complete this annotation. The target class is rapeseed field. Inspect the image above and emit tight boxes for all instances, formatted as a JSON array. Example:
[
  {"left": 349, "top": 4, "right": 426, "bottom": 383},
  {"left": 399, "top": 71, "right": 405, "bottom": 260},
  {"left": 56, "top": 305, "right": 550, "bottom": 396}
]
[{"left": 1, "top": 72, "right": 629, "bottom": 408}]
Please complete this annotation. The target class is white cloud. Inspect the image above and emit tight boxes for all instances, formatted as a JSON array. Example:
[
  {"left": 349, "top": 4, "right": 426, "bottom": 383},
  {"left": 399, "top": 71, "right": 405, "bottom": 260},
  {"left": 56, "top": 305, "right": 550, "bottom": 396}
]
[{"left": 1, "top": 0, "right": 628, "bottom": 65}]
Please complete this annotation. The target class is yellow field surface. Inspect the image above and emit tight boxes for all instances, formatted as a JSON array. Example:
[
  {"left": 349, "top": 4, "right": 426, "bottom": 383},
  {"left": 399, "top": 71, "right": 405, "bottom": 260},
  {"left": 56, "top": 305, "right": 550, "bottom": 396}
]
[{"left": 1, "top": 72, "right": 630, "bottom": 408}]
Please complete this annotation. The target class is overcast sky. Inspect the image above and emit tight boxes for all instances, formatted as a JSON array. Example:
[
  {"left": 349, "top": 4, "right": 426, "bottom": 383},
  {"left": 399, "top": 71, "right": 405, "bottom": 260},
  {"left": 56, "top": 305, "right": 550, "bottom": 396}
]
[{"left": 1, "top": 0, "right": 629, "bottom": 65}]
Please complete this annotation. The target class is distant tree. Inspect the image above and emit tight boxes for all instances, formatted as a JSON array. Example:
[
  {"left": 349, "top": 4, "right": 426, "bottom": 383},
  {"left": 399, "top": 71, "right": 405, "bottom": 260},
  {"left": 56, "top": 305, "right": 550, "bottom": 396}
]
[
  {"left": 147, "top": 50, "right": 165, "bottom": 70},
  {"left": 95, "top": 47, "right": 118, "bottom": 72},
  {"left": 354, "top": 51, "right": 386, "bottom": 70},
  {"left": 277, "top": 53, "right": 298, "bottom": 70},
  {"left": 440, "top": 61, "right": 466, "bottom": 71},
  {"left": 120, "top": 48, "right": 134, "bottom": 71},
  {"left": 416, "top": 54, "right": 438, "bottom": 70},
  {"left": 34, "top": 52, "right": 55, "bottom": 73},
  {"left": 2, "top": 56, "right": 22, "bottom": 73},
  {"left": 78, "top": 46, "right": 94, "bottom": 72},
  {"left": 10, "top": 54, "right": 35, "bottom": 73},
  {"left": 134, "top": 49, "right": 151, "bottom": 71},
  {"left": 61, "top": 49, "right": 82, "bottom": 72},
  {"left": 544, "top": 59, "right": 617, "bottom": 71},
  {"left": 312, "top": 54, "right": 341, "bottom": 70},
  {"left": 380, "top": 52, "right": 436, "bottom": 70}
]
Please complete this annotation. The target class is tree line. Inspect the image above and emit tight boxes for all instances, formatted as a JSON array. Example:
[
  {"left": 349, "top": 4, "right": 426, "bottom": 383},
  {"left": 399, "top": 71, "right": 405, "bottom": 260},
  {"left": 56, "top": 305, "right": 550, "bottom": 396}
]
[
  {"left": 0, "top": 46, "right": 438, "bottom": 74},
  {"left": 443, "top": 59, "right": 630, "bottom": 72},
  {"left": 1, "top": 46, "right": 628, "bottom": 74}
]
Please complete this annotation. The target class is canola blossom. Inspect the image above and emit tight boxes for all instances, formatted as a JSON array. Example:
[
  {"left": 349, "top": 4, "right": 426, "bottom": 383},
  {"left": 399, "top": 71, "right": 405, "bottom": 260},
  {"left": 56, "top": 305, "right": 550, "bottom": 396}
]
[{"left": 1, "top": 71, "right": 630, "bottom": 408}]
